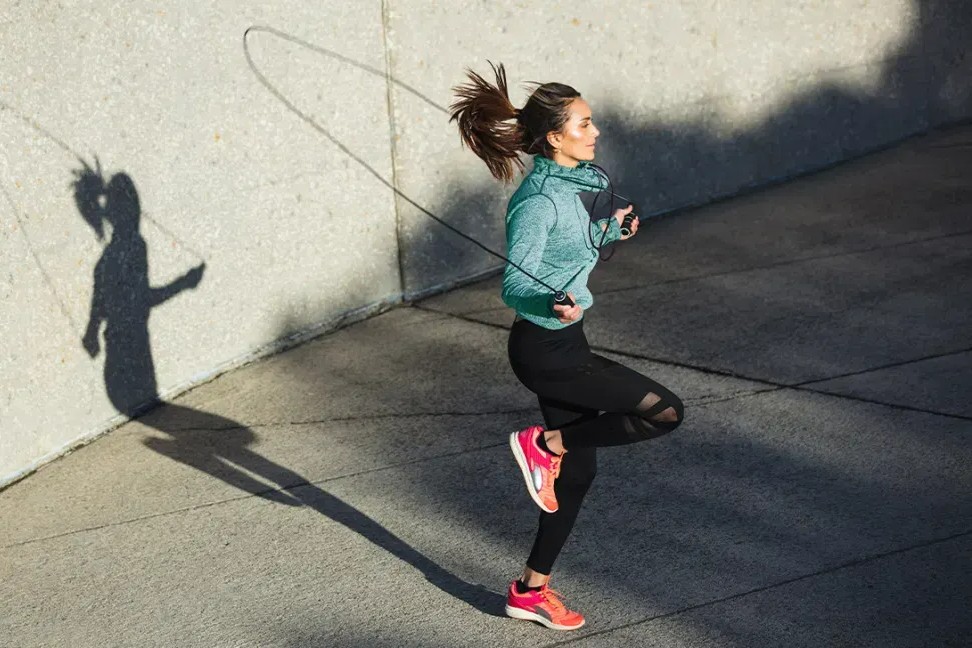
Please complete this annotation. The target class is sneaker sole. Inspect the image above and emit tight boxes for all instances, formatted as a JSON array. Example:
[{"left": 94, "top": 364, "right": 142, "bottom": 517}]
[
  {"left": 509, "top": 432, "right": 557, "bottom": 513},
  {"left": 505, "top": 604, "right": 585, "bottom": 631}
]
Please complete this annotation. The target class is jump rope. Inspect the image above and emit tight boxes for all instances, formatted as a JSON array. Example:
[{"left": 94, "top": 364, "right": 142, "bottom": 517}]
[
  {"left": 243, "top": 26, "right": 639, "bottom": 310},
  {"left": 3, "top": 26, "right": 637, "bottom": 326}
]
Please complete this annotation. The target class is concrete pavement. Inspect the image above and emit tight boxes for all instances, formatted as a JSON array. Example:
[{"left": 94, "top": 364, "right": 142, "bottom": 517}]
[{"left": 2, "top": 125, "right": 971, "bottom": 647}]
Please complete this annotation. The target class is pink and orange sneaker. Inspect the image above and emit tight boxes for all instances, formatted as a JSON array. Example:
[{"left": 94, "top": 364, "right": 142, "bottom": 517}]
[
  {"left": 505, "top": 580, "right": 586, "bottom": 631},
  {"left": 509, "top": 425, "right": 562, "bottom": 513}
]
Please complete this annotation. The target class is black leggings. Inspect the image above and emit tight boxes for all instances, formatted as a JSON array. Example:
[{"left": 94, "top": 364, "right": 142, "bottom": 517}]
[{"left": 508, "top": 317, "right": 684, "bottom": 575}]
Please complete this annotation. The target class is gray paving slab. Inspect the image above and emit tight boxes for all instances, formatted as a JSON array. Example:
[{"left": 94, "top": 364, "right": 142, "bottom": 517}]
[
  {"left": 3, "top": 386, "right": 970, "bottom": 647},
  {"left": 587, "top": 233, "right": 972, "bottom": 385},
  {"left": 805, "top": 350, "right": 972, "bottom": 419},
  {"left": 430, "top": 232, "right": 972, "bottom": 386},
  {"left": 0, "top": 306, "right": 529, "bottom": 547},
  {"left": 0, "top": 414, "right": 521, "bottom": 548},
  {"left": 564, "top": 534, "right": 972, "bottom": 648},
  {"left": 1, "top": 307, "right": 763, "bottom": 548}
]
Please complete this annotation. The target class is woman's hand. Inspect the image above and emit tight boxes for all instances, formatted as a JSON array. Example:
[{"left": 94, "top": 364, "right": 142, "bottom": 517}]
[
  {"left": 82, "top": 325, "right": 100, "bottom": 358},
  {"left": 614, "top": 204, "right": 639, "bottom": 240},
  {"left": 552, "top": 292, "right": 583, "bottom": 324},
  {"left": 184, "top": 262, "right": 206, "bottom": 289}
]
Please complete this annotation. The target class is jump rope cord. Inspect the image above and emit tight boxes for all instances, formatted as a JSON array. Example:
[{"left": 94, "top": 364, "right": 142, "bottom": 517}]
[
  {"left": 589, "top": 163, "right": 625, "bottom": 261},
  {"left": 0, "top": 25, "right": 630, "bottom": 335},
  {"left": 243, "top": 25, "right": 629, "bottom": 299}
]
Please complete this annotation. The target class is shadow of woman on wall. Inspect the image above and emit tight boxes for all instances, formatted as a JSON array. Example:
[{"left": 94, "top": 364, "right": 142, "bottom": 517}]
[{"left": 73, "top": 158, "right": 498, "bottom": 614}]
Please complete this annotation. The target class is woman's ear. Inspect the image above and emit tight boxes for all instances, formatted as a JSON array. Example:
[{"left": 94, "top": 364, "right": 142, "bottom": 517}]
[{"left": 546, "top": 130, "right": 562, "bottom": 152}]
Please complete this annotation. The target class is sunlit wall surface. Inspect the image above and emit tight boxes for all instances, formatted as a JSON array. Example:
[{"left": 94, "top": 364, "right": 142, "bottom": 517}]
[{"left": 1, "top": 1, "right": 968, "bottom": 485}]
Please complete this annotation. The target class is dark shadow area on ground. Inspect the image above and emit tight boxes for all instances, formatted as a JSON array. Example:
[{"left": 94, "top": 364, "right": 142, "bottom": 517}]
[{"left": 74, "top": 162, "right": 501, "bottom": 617}]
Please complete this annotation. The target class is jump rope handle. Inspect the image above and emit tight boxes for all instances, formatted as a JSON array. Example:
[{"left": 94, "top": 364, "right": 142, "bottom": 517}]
[
  {"left": 553, "top": 291, "right": 575, "bottom": 309},
  {"left": 620, "top": 211, "right": 637, "bottom": 237}
]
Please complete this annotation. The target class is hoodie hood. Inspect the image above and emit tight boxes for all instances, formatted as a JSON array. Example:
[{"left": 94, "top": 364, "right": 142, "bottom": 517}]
[{"left": 531, "top": 155, "right": 608, "bottom": 193}]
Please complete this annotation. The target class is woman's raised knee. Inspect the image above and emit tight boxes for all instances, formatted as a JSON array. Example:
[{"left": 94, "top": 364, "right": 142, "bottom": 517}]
[
  {"left": 633, "top": 397, "right": 684, "bottom": 437},
  {"left": 654, "top": 394, "right": 684, "bottom": 427}
]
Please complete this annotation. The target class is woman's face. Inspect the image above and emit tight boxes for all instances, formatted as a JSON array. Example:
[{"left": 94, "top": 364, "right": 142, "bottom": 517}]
[{"left": 548, "top": 98, "right": 600, "bottom": 166}]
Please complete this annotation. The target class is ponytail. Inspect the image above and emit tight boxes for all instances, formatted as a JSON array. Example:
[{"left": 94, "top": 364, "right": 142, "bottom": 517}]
[
  {"left": 451, "top": 63, "right": 582, "bottom": 183},
  {"left": 449, "top": 62, "right": 525, "bottom": 182}
]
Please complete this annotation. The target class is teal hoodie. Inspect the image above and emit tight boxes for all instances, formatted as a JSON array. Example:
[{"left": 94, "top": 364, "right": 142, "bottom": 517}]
[{"left": 502, "top": 155, "right": 623, "bottom": 329}]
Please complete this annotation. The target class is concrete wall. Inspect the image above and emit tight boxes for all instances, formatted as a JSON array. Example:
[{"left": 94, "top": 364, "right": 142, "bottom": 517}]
[{"left": 1, "top": 1, "right": 969, "bottom": 486}]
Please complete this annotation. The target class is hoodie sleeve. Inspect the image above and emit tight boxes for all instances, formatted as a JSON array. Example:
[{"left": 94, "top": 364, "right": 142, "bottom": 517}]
[
  {"left": 502, "top": 194, "right": 558, "bottom": 317},
  {"left": 590, "top": 216, "right": 623, "bottom": 245}
]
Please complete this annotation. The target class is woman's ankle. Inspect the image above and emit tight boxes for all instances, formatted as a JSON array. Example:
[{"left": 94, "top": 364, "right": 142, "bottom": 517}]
[
  {"left": 542, "top": 430, "right": 566, "bottom": 455},
  {"left": 521, "top": 567, "right": 549, "bottom": 589}
]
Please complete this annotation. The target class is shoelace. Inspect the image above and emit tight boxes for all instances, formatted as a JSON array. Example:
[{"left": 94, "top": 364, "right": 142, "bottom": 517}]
[
  {"left": 540, "top": 586, "right": 568, "bottom": 614},
  {"left": 549, "top": 453, "right": 563, "bottom": 480}
]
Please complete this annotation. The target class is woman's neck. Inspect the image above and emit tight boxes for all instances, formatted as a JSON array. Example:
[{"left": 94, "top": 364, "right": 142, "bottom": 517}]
[{"left": 550, "top": 151, "right": 580, "bottom": 168}]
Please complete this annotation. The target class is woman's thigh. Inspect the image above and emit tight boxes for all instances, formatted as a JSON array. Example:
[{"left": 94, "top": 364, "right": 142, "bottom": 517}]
[{"left": 519, "top": 353, "right": 677, "bottom": 415}]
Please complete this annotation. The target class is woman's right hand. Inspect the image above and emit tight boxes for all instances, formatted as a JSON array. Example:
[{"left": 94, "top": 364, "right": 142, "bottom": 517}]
[
  {"left": 614, "top": 204, "right": 639, "bottom": 240},
  {"left": 552, "top": 292, "right": 583, "bottom": 324},
  {"left": 184, "top": 263, "right": 206, "bottom": 289},
  {"left": 82, "top": 327, "right": 100, "bottom": 358}
]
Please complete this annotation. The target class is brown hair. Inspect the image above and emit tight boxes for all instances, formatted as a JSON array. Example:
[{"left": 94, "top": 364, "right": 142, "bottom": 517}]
[{"left": 449, "top": 62, "right": 581, "bottom": 182}]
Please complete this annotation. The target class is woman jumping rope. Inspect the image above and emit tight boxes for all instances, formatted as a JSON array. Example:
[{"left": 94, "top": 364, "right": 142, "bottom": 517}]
[{"left": 450, "top": 63, "right": 685, "bottom": 631}]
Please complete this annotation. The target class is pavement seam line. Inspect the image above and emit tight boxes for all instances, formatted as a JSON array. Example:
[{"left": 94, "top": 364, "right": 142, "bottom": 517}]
[
  {"left": 4, "top": 390, "right": 738, "bottom": 549},
  {"left": 687, "top": 381, "right": 971, "bottom": 422},
  {"left": 687, "top": 386, "right": 786, "bottom": 407},
  {"left": 435, "top": 228, "right": 972, "bottom": 317},
  {"left": 0, "top": 441, "right": 507, "bottom": 550},
  {"left": 413, "top": 306, "right": 972, "bottom": 421},
  {"left": 593, "top": 227, "right": 972, "bottom": 300},
  {"left": 155, "top": 391, "right": 732, "bottom": 434},
  {"left": 412, "top": 304, "right": 779, "bottom": 385},
  {"left": 542, "top": 527, "right": 972, "bottom": 647},
  {"left": 149, "top": 407, "right": 537, "bottom": 433},
  {"left": 593, "top": 345, "right": 972, "bottom": 422},
  {"left": 794, "top": 386, "right": 972, "bottom": 422},
  {"left": 792, "top": 345, "right": 972, "bottom": 386}
]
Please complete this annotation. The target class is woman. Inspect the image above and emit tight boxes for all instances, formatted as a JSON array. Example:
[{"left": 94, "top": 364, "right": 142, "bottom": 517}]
[{"left": 450, "top": 63, "right": 684, "bottom": 631}]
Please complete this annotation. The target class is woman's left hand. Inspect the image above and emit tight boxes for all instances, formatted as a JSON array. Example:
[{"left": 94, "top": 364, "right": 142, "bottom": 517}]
[
  {"left": 552, "top": 292, "right": 583, "bottom": 324},
  {"left": 613, "top": 204, "right": 639, "bottom": 240}
]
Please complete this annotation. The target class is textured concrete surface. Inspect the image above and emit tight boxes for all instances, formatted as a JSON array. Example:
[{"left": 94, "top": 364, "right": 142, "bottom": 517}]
[
  {"left": 3, "top": 1, "right": 970, "bottom": 483},
  {"left": 807, "top": 351, "right": 972, "bottom": 419},
  {"left": 0, "top": 2, "right": 401, "bottom": 484},
  {"left": 2, "top": 124, "right": 971, "bottom": 647}
]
